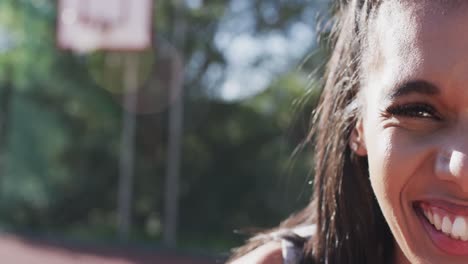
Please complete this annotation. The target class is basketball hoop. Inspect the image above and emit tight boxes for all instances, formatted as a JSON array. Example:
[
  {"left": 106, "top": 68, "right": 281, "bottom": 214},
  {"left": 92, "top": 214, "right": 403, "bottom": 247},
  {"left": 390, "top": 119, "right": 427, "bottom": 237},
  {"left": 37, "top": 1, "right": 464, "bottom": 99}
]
[{"left": 57, "top": 0, "right": 152, "bottom": 53}]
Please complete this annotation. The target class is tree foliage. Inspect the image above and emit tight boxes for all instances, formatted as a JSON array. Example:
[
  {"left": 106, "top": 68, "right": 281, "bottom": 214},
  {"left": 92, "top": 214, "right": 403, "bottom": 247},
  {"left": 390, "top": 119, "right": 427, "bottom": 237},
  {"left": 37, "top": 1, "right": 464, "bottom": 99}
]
[{"left": 0, "top": 0, "right": 329, "bottom": 252}]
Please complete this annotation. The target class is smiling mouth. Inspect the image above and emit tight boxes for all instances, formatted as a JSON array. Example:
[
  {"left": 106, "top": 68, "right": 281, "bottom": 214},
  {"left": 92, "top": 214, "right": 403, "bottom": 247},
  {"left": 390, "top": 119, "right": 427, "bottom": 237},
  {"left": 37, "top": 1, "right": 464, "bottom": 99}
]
[
  {"left": 418, "top": 202, "right": 468, "bottom": 240},
  {"left": 414, "top": 201, "right": 468, "bottom": 255}
]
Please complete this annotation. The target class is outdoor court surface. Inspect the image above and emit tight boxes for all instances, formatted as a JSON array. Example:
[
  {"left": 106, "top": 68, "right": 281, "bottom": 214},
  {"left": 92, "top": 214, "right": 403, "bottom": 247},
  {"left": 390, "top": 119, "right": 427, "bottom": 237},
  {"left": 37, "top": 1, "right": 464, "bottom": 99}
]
[{"left": 0, "top": 234, "right": 222, "bottom": 264}]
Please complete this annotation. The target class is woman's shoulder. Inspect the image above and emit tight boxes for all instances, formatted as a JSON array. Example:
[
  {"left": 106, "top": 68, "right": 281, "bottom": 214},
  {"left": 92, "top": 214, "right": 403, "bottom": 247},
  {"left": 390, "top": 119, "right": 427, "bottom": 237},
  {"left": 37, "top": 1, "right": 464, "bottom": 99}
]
[
  {"left": 228, "top": 225, "right": 316, "bottom": 264},
  {"left": 228, "top": 241, "right": 283, "bottom": 264}
]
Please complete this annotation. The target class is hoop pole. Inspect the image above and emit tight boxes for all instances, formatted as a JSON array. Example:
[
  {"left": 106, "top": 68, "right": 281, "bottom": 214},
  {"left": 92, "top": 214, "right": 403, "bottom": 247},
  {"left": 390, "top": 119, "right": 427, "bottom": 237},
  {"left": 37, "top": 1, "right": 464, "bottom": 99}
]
[
  {"left": 0, "top": 65, "right": 13, "bottom": 201},
  {"left": 163, "top": 0, "right": 186, "bottom": 247},
  {"left": 117, "top": 53, "right": 138, "bottom": 240}
]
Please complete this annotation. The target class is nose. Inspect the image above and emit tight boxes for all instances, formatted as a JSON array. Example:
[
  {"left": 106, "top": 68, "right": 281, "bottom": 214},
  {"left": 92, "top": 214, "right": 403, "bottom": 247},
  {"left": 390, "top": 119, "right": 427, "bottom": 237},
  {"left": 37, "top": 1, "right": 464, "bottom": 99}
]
[{"left": 436, "top": 149, "right": 468, "bottom": 193}]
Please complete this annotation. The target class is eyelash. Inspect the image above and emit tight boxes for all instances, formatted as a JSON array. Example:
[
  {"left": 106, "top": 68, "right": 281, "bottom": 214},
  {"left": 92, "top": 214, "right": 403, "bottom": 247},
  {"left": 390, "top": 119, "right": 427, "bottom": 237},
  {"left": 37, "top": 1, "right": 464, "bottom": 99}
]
[{"left": 385, "top": 103, "right": 441, "bottom": 120}]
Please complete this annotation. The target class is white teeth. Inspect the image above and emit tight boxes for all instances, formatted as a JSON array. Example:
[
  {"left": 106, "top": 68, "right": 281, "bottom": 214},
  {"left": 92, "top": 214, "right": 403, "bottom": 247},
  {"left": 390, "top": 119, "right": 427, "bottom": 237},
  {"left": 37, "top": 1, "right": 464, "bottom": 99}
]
[
  {"left": 424, "top": 208, "right": 468, "bottom": 241},
  {"left": 428, "top": 211, "right": 434, "bottom": 224},
  {"left": 451, "top": 217, "right": 466, "bottom": 239},
  {"left": 442, "top": 216, "right": 452, "bottom": 234},
  {"left": 423, "top": 209, "right": 434, "bottom": 224},
  {"left": 433, "top": 213, "right": 442, "bottom": 230},
  {"left": 462, "top": 224, "right": 468, "bottom": 241}
]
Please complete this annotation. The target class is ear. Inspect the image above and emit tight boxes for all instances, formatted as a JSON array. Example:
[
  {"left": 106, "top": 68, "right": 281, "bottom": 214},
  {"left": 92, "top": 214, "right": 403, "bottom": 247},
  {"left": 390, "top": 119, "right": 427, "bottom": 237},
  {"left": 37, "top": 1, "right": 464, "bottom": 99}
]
[{"left": 349, "top": 119, "right": 368, "bottom": 156}]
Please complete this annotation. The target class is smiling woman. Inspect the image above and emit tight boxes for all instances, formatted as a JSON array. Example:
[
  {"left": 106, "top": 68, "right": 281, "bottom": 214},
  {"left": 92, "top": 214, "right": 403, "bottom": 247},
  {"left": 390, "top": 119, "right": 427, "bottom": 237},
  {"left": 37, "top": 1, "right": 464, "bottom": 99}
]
[
  {"left": 363, "top": 1, "right": 468, "bottom": 262},
  {"left": 228, "top": 0, "right": 468, "bottom": 263}
]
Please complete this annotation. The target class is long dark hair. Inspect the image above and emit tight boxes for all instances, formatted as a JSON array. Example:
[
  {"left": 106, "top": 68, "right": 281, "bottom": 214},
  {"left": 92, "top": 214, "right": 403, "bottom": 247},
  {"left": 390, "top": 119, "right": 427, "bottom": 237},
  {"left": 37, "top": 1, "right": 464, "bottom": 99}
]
[{"left": 229, "top": 0, "right": 395, "bottom": 263}]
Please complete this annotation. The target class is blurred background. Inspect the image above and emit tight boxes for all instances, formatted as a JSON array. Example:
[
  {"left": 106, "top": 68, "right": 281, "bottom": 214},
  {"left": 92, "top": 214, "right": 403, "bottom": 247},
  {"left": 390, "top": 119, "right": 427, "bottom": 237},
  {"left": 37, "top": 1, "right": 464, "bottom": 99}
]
[{"left": 0, "top": 0, "right": 330, "bottom": 263}]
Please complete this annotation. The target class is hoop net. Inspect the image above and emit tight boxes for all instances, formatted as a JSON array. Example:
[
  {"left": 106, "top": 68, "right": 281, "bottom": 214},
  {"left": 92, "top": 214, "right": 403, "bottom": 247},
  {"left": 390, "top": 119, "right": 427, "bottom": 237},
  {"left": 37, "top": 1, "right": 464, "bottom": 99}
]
[{"left": 57, "top": 0, "right": 152, "bottom": 53}]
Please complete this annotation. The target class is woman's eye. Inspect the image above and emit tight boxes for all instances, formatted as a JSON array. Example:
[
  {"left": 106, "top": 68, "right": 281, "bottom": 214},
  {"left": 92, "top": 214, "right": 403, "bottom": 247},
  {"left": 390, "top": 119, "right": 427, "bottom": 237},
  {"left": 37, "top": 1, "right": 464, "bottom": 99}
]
[{"left": 385, "top": 103, "right": 440, "bottom": 120}]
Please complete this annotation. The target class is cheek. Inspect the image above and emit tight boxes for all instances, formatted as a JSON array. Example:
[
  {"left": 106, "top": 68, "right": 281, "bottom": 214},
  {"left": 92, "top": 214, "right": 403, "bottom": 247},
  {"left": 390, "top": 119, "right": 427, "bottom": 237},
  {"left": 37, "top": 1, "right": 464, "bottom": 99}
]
[
  {"left": 364, "top": 124, "right": 433, "bottom": 214},
  {"left": 366, "top": 129, "right": 405, "bottom": 202},
  {"left": 363, "top": 126, "right": 427, "bottom": 254}
]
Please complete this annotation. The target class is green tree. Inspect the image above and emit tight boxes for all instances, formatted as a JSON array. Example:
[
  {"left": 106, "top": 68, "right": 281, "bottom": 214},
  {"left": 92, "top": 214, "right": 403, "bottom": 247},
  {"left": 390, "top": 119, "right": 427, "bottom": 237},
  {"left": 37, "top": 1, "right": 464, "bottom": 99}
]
[{"left": 0, "top": 0, "right": 329, "bottom": 253}]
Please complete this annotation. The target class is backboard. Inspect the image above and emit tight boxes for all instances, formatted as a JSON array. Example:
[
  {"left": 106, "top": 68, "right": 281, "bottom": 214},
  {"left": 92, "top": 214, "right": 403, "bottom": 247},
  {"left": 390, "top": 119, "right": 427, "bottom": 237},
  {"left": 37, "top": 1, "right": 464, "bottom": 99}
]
[{"left": 57, "top": 0, "right": 153, "bottom": 53}]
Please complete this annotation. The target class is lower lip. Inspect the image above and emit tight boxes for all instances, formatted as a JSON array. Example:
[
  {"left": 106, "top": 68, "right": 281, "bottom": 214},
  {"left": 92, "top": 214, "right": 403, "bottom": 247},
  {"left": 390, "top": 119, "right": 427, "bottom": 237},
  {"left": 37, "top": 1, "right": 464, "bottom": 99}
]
[{"left": 416, "top": 205, "right": 468, "bottom": 255}]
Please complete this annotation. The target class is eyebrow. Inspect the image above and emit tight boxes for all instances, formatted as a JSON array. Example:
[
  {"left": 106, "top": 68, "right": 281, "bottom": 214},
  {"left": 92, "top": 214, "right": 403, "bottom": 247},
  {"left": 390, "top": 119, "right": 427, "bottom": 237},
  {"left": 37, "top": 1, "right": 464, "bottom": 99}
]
[{"left": 386, "top": 80, "right": 440, "bottom": 100}]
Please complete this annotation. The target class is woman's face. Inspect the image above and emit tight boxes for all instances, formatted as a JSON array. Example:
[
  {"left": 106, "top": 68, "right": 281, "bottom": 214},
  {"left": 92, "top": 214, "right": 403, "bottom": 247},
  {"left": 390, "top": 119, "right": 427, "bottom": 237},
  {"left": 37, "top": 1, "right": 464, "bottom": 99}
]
[{"left": 359, "top": 1, "right": 468, "bottom": 263}]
